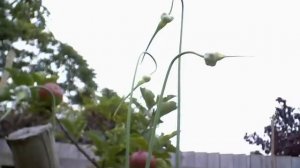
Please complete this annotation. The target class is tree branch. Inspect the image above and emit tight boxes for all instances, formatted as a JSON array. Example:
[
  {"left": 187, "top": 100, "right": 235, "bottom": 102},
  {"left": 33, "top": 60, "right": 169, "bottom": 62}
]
[
  {"left": 55, "top": 117, "right": 100, "bottom": 168},
  {"left": 0, "top": 49, "right": 15, "bottom": 95}
]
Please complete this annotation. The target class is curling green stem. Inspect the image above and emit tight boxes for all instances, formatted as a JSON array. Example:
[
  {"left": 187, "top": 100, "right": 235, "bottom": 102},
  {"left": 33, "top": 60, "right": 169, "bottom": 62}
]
[
  {"left": 176, "top": 0, "right": 184, "bottom": 167},
  {"left": 168, "top": 0, "right": 175, "bottom": 14},
  {"left": 145, "top": 51, "right": 204, "bottom": 168},
  {"left": 142, "top": 29, "right": 159, "bottom": 62}
]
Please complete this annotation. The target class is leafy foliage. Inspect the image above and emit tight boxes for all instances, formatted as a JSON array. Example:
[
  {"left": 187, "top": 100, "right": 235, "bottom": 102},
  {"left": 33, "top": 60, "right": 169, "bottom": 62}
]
[
  {"left": 60, "top": 88, "right": 177, "bottom": 168},
  {"left": 0, "top": 70, "right": 61, "bottom": 136},
  {"left": 0, "top": 0, "right": 97, "bottom": 104},
  {"left": 0, "top": 70, "right": 176, "bottom": 168},
  {"left": 244, "top": 97, "right": 300, "bottom": 156}
]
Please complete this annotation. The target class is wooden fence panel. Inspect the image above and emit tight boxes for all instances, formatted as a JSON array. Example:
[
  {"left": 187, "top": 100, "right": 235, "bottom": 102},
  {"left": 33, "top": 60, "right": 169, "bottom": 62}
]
[
  {"left": 181, "top": 152, "right": 195, "bottom": 168},
  {"left": 261, "top": 155, "right": 272, "bottom": 168},
  {"left": 4, "top": 139, "right": 300, "bottom": 168},
  {"left": 233, "top": 154, "right": 249, "bottom": 168},
  {"left": 220, "top": 154, "right": 234, "bottom": 168},
  {"left": 250, "top": 154, "right": 263, "bottom": 168},
  {"left": 195, "top": 152, "right": 208, "bottom": 168},
  {"left": 276, "top": 156, "right": 291, "bottom": 168},
  {"left": 292, "top": 157, "right": 300, "bottom": 168},
  {"left": 208, "top": 153, "right": 220, "bottom": 168}
]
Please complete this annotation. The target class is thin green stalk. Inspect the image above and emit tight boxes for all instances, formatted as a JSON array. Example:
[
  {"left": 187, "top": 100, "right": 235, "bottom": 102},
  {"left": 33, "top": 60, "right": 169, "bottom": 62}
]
[
  {"left": 145, "top": 51, "right": 204, "bottom": 168},
  {"left": 112, "top": 84, "right": 140, "bottom": 118},
  {"left": 125, "top": 57, "right": 141, "bottom": 168},
  {"left": 113, "top": 78, "right": 148, "bottom": 119},
  {"left": 125, "top": 52, "right": 157, "bottom": 168},
  {"left": 141, "top": 28, "right": 162, "bottom": 63},
  {"left": 176, "top": 0, "right": 184, "bottom": 167},
  {"left": 126, "top": 5, "right": 174, "bottom": 168},
  {"left": 142, "top": 10, "right": 174, "bottom": 62}
]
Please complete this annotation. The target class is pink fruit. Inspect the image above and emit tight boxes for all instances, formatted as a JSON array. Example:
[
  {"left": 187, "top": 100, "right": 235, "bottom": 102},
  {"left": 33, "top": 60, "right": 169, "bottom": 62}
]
[
  {"left": 130, "top": 151, "right": 156, "bottom": 168},
  {"left": 39, "top": 83, "right": 63, "bottom": 105}
]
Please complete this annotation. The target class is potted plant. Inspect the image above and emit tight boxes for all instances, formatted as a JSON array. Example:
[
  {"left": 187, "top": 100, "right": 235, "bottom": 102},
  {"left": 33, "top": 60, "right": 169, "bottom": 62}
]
[{"left": 0, "top": 69, "right": 63, "bottom": 168}]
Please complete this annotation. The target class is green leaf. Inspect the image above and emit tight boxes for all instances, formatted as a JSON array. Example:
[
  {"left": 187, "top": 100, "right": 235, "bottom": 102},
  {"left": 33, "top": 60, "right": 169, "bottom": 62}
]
[
  {"left": 156, "top": 131, "right": 177, "bottom": 154},
  {"left": 87, "top": 131, "right": 105, "bottom": 151},
  {"left": 159, "top": 101, "right": 177, "bottom": 117},
  {"left": 31, "top": 72, "right": 47, "bottom": 85},
  {"left": 140, "top": 87, "right": 156, "bottom": 109},
  {"left": 156, "top": 158, "right": 171, "bottom": 168},
  {"left": 106, "top": 145, "right": 124, "bottom": 159},
  {"left": 73, "top": 118, "right": 87, "bottom": 138},
  {"left": 60, "top": 118, "right": 86, "bottom": 140},
  {"left": 43, "top": 75, "right": 59, "bottom": 83},
  {"left": 131, "top": 98, "right": 147, "bottom": 112},
  {"left": 60, "top": 119, "right": 74, "bottom": 134},
  {"left": 156, "top": 94, "right": 176, "bottom": 103},
  {"left": 0, "top": 86, "right": 13, "bottom": 101},
  {"left": 6, "top": 68, "right": 34, "bottom": 86},
  {"left": 159, "top": 131, "right": 177, "bottom": 144},
  {"left": 130, "top": 134, "right": 148, "bottom": 151},
  {"left": 163, "top": 95, "right": 176, "bottom": 102}
]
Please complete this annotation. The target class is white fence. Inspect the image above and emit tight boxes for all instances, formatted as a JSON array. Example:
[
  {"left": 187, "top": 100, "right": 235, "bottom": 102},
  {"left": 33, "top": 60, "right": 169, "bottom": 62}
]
[
  {"left": 1, "top": 139, "right": 300, "bottom": 168},
  {"left": 172, "top": 152, "right": 300, "bottom": 168}
]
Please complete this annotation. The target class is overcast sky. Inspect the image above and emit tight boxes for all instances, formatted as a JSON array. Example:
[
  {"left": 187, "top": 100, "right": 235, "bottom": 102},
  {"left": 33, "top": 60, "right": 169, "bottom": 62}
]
[{"left": 43, "top": 0, "right": 300, "bottom": 154}]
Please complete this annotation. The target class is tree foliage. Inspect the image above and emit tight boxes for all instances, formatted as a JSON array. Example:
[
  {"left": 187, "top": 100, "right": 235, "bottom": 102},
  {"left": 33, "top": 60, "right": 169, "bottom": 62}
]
[
  {"left": 244, "top": 97, "right": 300, "bottom": 156},
  {"left": 0, "top": 0, "right": 97, "bottom": 104}
]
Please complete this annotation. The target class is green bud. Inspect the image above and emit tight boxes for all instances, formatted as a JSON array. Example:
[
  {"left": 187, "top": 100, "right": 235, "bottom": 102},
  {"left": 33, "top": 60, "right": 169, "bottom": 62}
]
[
  {"left": 137, "top": 76, "right": 151, "bottom": 86},
  {"left": 142, "top": 76, "right": 151, "bottom": 83},
  {"left": 161, "top": 13, "right": 174, "bottom": 23},
  {"left": 157, "top": 13, "right": 174, "bottom": 31},
  {"left": 203, "top": 52, "right": 225, "bottom": 66}
]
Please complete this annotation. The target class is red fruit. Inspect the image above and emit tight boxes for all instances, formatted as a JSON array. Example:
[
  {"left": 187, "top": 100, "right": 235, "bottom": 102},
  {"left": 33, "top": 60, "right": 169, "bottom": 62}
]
[
  {"left": 130, "top": 151, "right": 156, "bottom": 168},
  {"left": 39, "top": 83, "right": 63, "bottom": 106}
]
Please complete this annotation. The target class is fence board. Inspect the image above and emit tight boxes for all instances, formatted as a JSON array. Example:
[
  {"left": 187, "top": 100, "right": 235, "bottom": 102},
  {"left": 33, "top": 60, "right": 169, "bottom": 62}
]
[
  {"left": 195, "top": 152, "right": 208, "bottom": 168},
  {"left": 233, "top": 154, "right": 248, "bottom": 168},
  {"left": 181, "top": 152, "right": 195, "bottom": 168},
  {"left": 277, "top": 156, "right": 291, "bottom": 168},
  {"left": 208, "top": 153, "right": 220, "bottom": 168},
  {"left": 261, "top": 155, "right": 272, "bottom": 168},
  {"left": 292, "top": 157, "right": 300, "bottom": 168},
  {"left": 250, "top": 154, "right": 263, "bottom": 168},
  {"left": 220, "top": 154, "right": 234, "bottom": 168}
]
